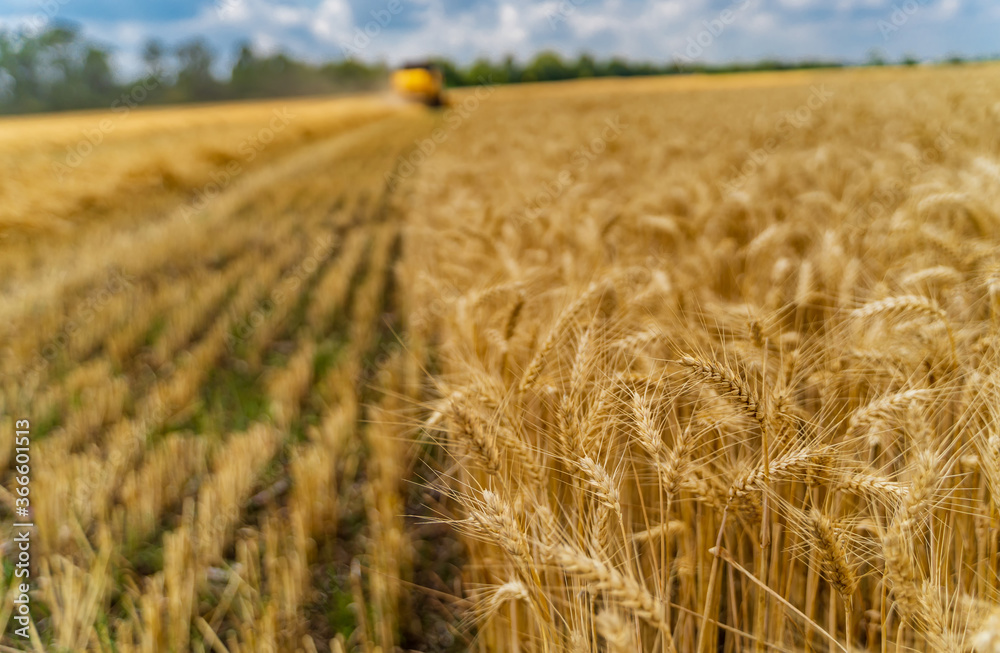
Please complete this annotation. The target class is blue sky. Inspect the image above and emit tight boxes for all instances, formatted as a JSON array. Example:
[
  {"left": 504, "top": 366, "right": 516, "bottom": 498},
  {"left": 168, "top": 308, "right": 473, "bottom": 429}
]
[{"left": 1, "top": 0, "right": 997, "bottom": 73}]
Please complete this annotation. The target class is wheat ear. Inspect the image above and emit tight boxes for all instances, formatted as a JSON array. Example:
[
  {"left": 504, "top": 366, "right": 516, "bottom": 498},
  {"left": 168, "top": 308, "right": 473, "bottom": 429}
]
[
  {"left": 519, "top": 282, "right": 599, "bottom": 393},
  {"left": 677, "top": 355, "right": 767, "bottom": 427},
  {"left": 551, "top": 544, "right": 676, "bottom": 650}
]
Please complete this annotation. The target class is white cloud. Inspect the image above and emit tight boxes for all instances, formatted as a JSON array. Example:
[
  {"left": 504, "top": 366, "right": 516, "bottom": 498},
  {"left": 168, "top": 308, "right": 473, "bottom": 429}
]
[
  {"left": 744, "top": 11, "right": 778, "bottom": 34},
  {"left": 19, "top": 0, "right": 994, "bottom": 76},
  {"left": 778, "top": 0, "right": 818, "bottom": 9},
  {"left": 934, "top": 0, "right": 961, "bottom": 19},
  {"left": 498, "top": 4, "right": 528, "bottom": 44},
  {"left": 311, "top": 0, "right": 354, "bottom": 40},
  {"left": 251, "top": 31, "right": 282, "bottom": 55},
  {"left": 833, "top": 0, "right": 885, "bottom": 9}
]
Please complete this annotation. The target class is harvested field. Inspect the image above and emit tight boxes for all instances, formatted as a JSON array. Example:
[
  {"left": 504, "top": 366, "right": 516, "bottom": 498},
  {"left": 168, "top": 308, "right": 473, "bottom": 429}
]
[{"left": 3, "top": 63, "right": 1000, "bottom": 651}]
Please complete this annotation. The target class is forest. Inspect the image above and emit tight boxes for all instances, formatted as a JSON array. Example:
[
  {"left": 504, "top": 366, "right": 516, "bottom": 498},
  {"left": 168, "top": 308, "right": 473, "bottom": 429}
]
[{"left": 0, "top": 22, "right": 874, "bottom": 114}]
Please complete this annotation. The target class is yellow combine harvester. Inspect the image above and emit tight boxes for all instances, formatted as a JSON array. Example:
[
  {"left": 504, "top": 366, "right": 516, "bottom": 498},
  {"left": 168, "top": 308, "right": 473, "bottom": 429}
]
[{"left": 391, "top": 61, "right": 444, "bottom": 106}]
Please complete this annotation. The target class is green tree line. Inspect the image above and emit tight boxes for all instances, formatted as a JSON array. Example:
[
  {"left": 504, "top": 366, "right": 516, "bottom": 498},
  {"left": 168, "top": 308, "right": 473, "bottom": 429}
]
[
  {"left": 434, "top": 52, "right": 847, "bottom": 87},
  {"left": 0, "top": 24, "right": 387, "bottom": 114},
  {"left": 0, "top": 22, "right": 980, "bottom": 115}
]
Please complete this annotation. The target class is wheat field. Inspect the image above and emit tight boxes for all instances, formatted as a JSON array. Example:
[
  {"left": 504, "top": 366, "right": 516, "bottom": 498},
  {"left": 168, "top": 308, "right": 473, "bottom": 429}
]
[{"left": 3, "top": 63, "right": 1000, "bottom": 652}]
